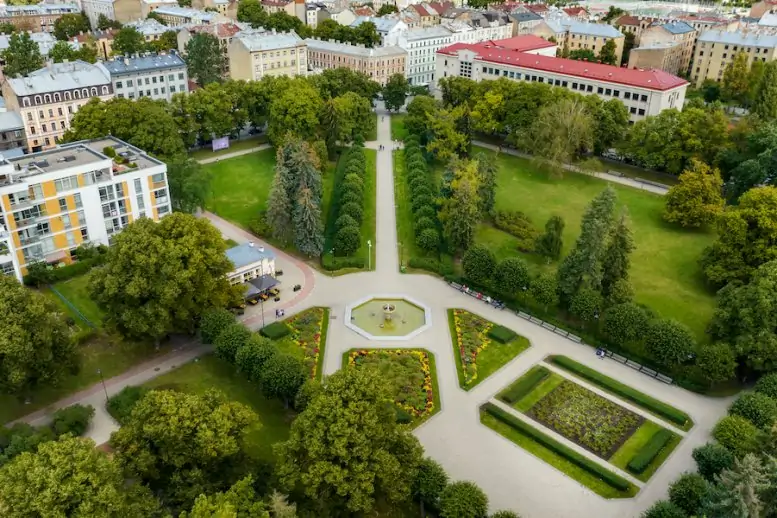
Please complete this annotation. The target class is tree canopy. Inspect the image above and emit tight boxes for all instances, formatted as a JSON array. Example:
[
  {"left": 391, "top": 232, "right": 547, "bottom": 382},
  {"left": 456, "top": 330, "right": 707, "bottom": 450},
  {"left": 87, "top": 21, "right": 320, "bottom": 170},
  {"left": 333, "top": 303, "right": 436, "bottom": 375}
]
[
  {"left": 1, "top": 32, "right": 43, "bottom": 77},
  {"left": 185, "top": 33, "right": 225, "bottom": 87}
]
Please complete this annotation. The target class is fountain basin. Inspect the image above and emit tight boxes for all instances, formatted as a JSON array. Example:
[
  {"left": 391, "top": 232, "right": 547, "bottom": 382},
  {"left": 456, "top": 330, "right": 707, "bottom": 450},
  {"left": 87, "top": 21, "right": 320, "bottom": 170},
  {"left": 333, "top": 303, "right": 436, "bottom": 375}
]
[{"left": 345, "top": 295, "right": 432, "bottom": 341}]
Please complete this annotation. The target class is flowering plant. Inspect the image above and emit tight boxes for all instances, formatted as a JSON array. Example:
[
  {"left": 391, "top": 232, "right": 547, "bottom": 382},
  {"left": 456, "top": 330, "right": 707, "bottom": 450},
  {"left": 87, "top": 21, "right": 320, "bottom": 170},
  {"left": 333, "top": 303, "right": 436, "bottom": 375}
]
[
  {"left": 453, "top": 309, "right": 493, "bottom": 385},
  {"left": 284, "top": 307, "right": 325, "bottom": 378}
]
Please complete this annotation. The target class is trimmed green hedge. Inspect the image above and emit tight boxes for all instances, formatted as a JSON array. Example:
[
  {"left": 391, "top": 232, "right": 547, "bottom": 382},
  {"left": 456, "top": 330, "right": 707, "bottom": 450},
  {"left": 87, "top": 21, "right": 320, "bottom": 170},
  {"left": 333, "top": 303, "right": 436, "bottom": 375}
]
[
  {"left": 499, "top": 367, "right": 550, "bottom": 404},
  {"left": 549, "top": 355, "right": 691, "bottom": 428},
  {"left": 489, "top": 325, "right": 517, "bottom": 344},
  {"left": 321, "top": 255, "right": 365, "bottom": 270},
  {"left": 260, "top": 322, "right": 290, "bottom": 339},
  {"left": 627, "top": 429, "right": 673, "bottom": 474},
  {"left": 482, "top": 402, "right": 631, "bottom": 492}
]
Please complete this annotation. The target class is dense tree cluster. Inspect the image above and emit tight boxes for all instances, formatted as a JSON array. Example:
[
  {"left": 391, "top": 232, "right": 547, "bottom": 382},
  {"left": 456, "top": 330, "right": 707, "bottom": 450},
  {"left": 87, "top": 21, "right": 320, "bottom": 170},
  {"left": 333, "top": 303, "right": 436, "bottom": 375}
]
[{"left": 331, "top": 146, "right": 368, "bottom": 257}]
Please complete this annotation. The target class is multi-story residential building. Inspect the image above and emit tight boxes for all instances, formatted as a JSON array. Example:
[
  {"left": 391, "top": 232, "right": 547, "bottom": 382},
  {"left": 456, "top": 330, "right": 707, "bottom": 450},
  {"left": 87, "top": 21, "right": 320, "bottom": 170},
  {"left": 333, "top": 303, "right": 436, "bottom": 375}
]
[
  {"left": 0, "top": 99, "right": 25, "bottom": 155},
  {"left": 191, "top": 0, "right": 238, "bottom": 19},
  {"left": 0, "top": 32, "right": 80, "bottom": 77},
  {"left": 628, "top": 21, "right": 696, "bottom": 76},
  {"left": 0, "top": 3, "right": 80, "bottom": 33},
  {"left": 261, "top": 0, "right": 296, "bottom": 16},
  {"left": 104, "top": 52, "right": 189, "bottom": 101},
  {"left": 507, "top": 9, "right": 544, "bottom": 35},
  {"left": 228, "top": 29, "right": 307, "bottom": 81},
  {"left": 71, "top": 29, "right": 118, "bottom": 60},
  {"left": 442, "top": 9, "right": 514, "bottom": 41},
  {"left": 670, "top": 11, "right": 738, "bottom": 32},
  {"left": 81, "top": 0, "right": 143, "bottom": 28},
  {"left": 127, "top": 18, "right": 171, "bottom": 43},
  {"left": 0, "top": 136, "right": 171, "bottom": 281},
  {"left": 691, "top": 30, "right": 777, "bottom": 86},
  {"left": 140, "top": 0, "right": 178, "bottom": 18},
  {"left": 1, "top": 61, "right": 113, "bottom": 153},
  {"left": 305, "top": 38, "right": 407, "bottom": 85},
  {"left": 329, "top": 8, "right": 356, "bottom": 26},
  {"left": 615, "top": 15, "right": 659, "bottom": 45},
  {"left": 177, "top": 21, "right": 248, "bottom": 77},
  {"left": 395, "top": 26, "right": 452, "bottom": 86},
  {"left": 351, "top": 16, "right": 408, "bottom": 45},
  {"left": 405, "top": 3, "right": 442, "bottom": 27},
  {"left": 434, "top": 37, "right": 687, "bottom": 123},
  {"left": 152, "top": 5, "right": 224, "bottom": 25},
  {"left": 562, "top": 6, "right": 589, "bottom": 21},
  {"left": 306, "top": 2, "right": 330, "bottom": 28},
  {"left": 534, "top": 16, "right": 625, "bottom": 64}
]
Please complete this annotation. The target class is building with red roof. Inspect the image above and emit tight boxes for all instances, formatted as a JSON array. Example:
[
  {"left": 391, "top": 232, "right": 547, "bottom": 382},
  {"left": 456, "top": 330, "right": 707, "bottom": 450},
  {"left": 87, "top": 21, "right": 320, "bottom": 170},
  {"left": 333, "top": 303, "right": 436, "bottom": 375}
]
[
  {"left": 562, "top": 6, "right": 588, "bottom": 20},
  {"left": 434, "top": 36, "right": 687, "bottom": 122}
]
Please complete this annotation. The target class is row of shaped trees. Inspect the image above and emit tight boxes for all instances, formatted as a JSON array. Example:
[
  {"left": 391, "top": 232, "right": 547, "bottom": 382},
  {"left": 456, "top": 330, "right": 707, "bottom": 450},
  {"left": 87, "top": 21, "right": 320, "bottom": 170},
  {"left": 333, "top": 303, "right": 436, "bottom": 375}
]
[{"left": 331, "top": 146, "right": 369, "bottom": 262}]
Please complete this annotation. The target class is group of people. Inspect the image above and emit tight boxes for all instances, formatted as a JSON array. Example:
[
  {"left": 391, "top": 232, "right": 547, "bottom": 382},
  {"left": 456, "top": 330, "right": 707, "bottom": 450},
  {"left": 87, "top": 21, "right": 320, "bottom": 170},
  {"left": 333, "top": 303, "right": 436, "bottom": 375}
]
[{"left": 378, "top": 141, "right": 401, "bottom": 151}]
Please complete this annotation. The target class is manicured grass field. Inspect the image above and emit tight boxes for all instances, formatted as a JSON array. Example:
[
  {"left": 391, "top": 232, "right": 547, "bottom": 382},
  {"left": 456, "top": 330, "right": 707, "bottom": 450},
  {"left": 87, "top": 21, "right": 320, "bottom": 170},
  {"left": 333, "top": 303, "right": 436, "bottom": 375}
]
[
  {"left": 52, "top": 273, "right": 104, "bottom": 326},
  {"left": 447, "top": 309, "right": 530, "bottom": 390},
  {"left": 390, "top": 114, "right": 408, "bottom": 141},
  {"left": 204, "top": 148, "right": 276, "bottom": 229},
  {"left": 609, "top": 420, "right": 681, "bottom": 482},
  {"left": 189, "top": 135, "right": 268, "bottom": 160},
  {"left": 480, "top": 410, "right": 638, "bottom": 499},
  {"left": 477, "top": 148, "right": 716, "bottom": 338},
  {"left": 144, "top": 354, "right": 292, "bottom": 462},
  {"left": 367, "top": 113, "right": 378, "bottom": 141}
]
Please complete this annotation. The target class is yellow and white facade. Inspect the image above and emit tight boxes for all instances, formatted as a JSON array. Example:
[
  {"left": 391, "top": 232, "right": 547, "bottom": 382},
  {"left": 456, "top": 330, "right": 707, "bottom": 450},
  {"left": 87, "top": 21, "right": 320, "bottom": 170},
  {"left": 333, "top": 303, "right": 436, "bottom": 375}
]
[{"left": 0, "top": 136, "right": 171, "bottom": 281}]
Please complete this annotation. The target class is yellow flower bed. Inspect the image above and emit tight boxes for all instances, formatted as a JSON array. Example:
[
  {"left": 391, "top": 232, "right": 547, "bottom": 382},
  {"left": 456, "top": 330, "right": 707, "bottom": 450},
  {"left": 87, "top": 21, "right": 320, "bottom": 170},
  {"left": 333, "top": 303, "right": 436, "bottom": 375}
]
[{"left": 453, "top": 309, "right": 493, "bottom": 385}]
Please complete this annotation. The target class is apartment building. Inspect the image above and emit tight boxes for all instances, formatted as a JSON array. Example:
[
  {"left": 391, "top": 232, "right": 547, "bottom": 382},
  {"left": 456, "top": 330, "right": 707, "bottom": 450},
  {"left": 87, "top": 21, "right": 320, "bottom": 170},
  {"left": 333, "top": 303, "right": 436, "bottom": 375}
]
[
  {"left": 191, "top": 0, "right": 239, "bottom": 19},
  {"left": 394, "top": 26, "right": 451, "bottom": 85},
  {"left": 140, "top": 0, "right": 178, "bottom": 18},
  {"left": 434, "top": 37, "right": 687, "bottom": 123},
  {"left": 104, "top": 52, "right": 189, "bottom": 102},
  {"left": 71, "top": 29, "right": 118, "bottom": 60},
  {"left": 306, "top": 3, "right": 330, "bottom": 28},
  {"left": 228, "top": 29, "right": 307, "bottom": 81},
  {"left": 1, "top": 61, "right": 114, "bottom": 153},
  {"left": 507, "top": 10, "right": 544, "bottom": 35},
  {"left": 152, "top": 5, "right": 223, "bottom": 25},
  {"left": 0, "top": 100, "right": 25, "bottom": 155},
  {"left": 82, "top": 0, "right": 143, "bottom": 28},
  {"left": 615, "top": 15, "right": 659, "bottom": 45},
  {"left": 329, "top": 8, "right": 356, "bottom": 26},
  {"left": 0, "top": 136, "right": 171, "bottom": 281},
  {"left": 0, "top": 3, "right": 79, "bottom": 33},
  {"left": 405, "top": 3, "right": 442, "bottom": 27},
  {"left": 691, "top": 30, "right": 777, "bottom": 86},
  {"left": 127, "top": 18, "right": 171, "bottom": 42},
  {"left": 534, "top": 17, "right": 625, "bottom": 64},
  {"left": 628, "top": 21, "right": 696, "bottom": 76},
  {"left": 670, "top": 11, "right": 738, "bottom": 32},
  {"left": 177, "top": 21, "right": 248, "bottom": 77},
  {"left": 351, "top": 16, "right": 408, "bottom": 45},
  {"left": 305, "top": 38, "right": 407, "bottom": 85}
]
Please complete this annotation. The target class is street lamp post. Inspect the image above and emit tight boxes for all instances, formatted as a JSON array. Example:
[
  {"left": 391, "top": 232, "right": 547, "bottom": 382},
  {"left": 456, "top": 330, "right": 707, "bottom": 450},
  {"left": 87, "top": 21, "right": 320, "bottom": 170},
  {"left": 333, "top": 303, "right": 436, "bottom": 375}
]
[
  {"left": 367, "top": 240, "right": 372, "bottom": 270},
  {"left": 96, "top": 368, "right": 109, "bottom": 402}
]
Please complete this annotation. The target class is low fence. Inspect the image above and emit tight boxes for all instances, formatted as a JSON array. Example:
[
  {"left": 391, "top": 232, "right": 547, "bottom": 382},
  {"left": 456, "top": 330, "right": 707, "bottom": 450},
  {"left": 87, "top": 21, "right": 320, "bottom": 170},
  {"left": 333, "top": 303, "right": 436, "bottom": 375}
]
[
  {"left": 48, "top": 284, "right": 96, "bottom": 329},
  {"left": 447, "top": 281, "right": 673, "bottom": 385}
]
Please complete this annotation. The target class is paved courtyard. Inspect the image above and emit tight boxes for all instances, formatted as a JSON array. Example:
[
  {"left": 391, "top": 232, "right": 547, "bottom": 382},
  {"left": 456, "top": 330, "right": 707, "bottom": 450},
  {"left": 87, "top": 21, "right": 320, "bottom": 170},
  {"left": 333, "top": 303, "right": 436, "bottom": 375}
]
[{"left": 18, "top": 107, "right": 731, "bottom": 518}]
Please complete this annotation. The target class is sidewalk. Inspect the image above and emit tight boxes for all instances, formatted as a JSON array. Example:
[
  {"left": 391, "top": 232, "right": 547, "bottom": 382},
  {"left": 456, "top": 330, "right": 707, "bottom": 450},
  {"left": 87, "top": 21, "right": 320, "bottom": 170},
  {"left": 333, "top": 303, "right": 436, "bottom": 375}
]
[{"left": 195, "top": 144, "right": 271, "bottom": 165}]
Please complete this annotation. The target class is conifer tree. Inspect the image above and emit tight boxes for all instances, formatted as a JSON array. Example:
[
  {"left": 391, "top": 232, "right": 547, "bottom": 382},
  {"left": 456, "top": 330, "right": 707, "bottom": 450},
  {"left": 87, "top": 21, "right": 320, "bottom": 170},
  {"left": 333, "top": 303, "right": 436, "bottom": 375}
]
[{"left": 601, "top": 208, "right": 634, "bottom": 299}]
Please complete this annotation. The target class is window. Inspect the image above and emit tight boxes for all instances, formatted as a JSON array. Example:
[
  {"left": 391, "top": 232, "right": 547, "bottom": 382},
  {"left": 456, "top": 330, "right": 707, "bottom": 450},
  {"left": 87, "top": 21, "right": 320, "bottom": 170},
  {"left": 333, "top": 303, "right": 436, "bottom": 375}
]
[
  {"left": 178, "top": 73, "right": 184, "bottom": 80},
  {"left": 57, "top": 107, "right": 63, "bottom": 116},
  {"left": 39, "top": 110, "right": 44, "bottom": 118},
  {"left": 605, "top": 88, "right": 612, "bottom": 96},
  {"left": 116, "top": 81, "right": 123, "bottom": 88},
  {"left": 48, "top": 109, "right": 53, "bottom": 117},
  {"left": 572, "top": 82, "right": 578, "bottom": 89},
  {"left": 58, "top": 198, "right": 67, "bottom": 211},
  {"left": 61, "top": 213, "right": 71, "bottom": 229},
  {"left": 613, "top": 90, "right": 619, "bottom": 97},
  {"left": 134, "top": 178, "right": 142, "bottom": 192},
  {"left": 74, "top": 193, "right": 82, "bottom": 208},
  {"left": 640, "top": 94, "right": 647, "bottom": 102},
  {"left": 66, "top": 232, "right": 76, "bottom": 247},
  {"left": 127, "top": 79, "right": 133, "bottom": 87},
  {"left": 136, "top": 193, "right": 145, "bottom": 209},
  {"left": 55, "top": 175, "right": 78, "bottom": 193},
  {"left": 168, "top": 74, "right": 174, "bottom": 81},
  {"left": 80, "top": 228, "right": 88, "bottom": 240},
  {"left": 630, "top": 107, "right": 636, "bottom": 114},
  {"left": 638, "top": 108, "right": 645, "bottom": 116},
  {"left": 27, "top": 112, "right": 32, "bottom": 121},
  {"left": 624, "top": 92, "right": 631, "bottom": 99},
  {"left": 597, "top": 87, "right": 604, "bottom": 94},
  {"left": 115, "top": 183, "right": 125, "bottom": 197},
  {"left": 170, "top": 86, "right": 176, "bottom": 93},
  {"left": 152, "top": 76, "right": 157, "bottom": 84},
  {"left": 42, "top": 124, "right": 47, "bottom": 132}
]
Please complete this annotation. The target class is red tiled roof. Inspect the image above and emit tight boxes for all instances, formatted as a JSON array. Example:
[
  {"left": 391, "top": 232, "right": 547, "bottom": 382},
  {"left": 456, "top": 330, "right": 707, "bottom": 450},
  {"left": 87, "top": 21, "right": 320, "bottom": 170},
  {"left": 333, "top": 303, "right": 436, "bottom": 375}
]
[
  {"left": 563, "top": 6, "right": 587, "bottom": 16},
  {"left": 354, "top": 6, "right": 375, "bottom": 16},
  {"left": 524, "top": 3, "right": 548, "bottom": 14},
  {"left": 410, "top": 3, "right": 432, "bottom": 17},
  {"left": 427, "top": 1, "right": 453, "bottom": 15},
  {"left": 189, "top": 22, "right": 243, "bottom": 38},
  {"left": 438, "top": 39, "right": 688, "bottom": 91}
]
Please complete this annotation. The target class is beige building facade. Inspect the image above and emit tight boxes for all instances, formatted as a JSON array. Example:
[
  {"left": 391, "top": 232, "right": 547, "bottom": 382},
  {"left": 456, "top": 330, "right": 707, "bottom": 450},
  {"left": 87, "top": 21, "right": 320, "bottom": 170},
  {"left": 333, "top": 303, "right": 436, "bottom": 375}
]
[
  {"left": 0, "top": 4, "right": 80, "bottom": 33},
  {"left": 228, "top": 29, "right": 307, "bottom": 81},
  {"left": 691, "top": 30, "right": 777, "bottom": 86},
  {"left": 533, "top": 18, "right": 625, "bottom": 64},
  {"left": 628, "top": 21, "right": 696, "bottom": 76},
  {"left": 305, "top": 38, "right": 407, "bottom": 85}
]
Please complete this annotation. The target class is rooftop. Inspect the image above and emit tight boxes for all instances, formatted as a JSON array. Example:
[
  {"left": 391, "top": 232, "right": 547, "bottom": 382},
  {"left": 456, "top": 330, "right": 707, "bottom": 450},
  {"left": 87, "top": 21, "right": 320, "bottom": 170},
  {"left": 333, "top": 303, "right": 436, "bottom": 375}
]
[
  {"left": 546, "top": 17, "right": 624, "bottom": 38},
  {"left": 351, "top": 16, "right": 404, "bottom": 33},
  {"left": 0, "top": 4, "right": 79, "bottom": 16},
  {"left": 305, "top": 37, "right": 406, "bottom": 57},
  {"left": 233, "top": 28, "right": 303, "bottom": 51},
  {"left": 403, "top": 25, "right": 452, "bottom": 40},
  {"left": 126, "top": 18, "right": 170, "bottom": 36},
  {"left": 438, "top": 38, "right": 687, "bottom": 91},
  {"left": 7, "top": 60, "right": 110, "bottom": 97},
  {"left": 509, "top": 10, "right": 543, "bottom": 23},
  {"left": 658, "top": 20, "right": 695, "bottom": 34},
  {"left": 227, "top": 242, "right": 275, "bottom": 269},
  {"left": 0, "top": 31, "right": 79, "bottom": 56},
  {"left": 0, "top": 110, "right": 23, "bottom": 132},
  {"left": 182, "top": 21, "right": 248, "bottom": 38},
  {"left": 153, "top": 5, "right": 219, "bottom": 21},
  {"left": 103, "top": 52, "right": 186, "bottom": 75},
  {"left": 615, "top": 14, "right": 657, "bottom": 26},
  {"left": 759, "top": 12, "right": 777, "bottom": 27},
  {"left": 697, "top": 29, "right": 777, "bottom": 47},
  {"left": 0, "top": 136, "right": 162, "bottom": 187}
]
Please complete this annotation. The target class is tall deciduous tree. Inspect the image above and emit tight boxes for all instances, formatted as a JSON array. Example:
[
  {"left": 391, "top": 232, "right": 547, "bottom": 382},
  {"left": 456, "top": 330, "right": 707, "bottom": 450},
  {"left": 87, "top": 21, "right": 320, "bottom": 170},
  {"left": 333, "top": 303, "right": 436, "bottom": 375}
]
[
  {"left": 475, "top": 152, "right": 497, "bottom": 215},
  {"left": 645, "top": 318, "right": 696, "bottom": 369},
  {"left": 427, "top": 106, "right": 470, "bottom": 161},
  {"left": 601, "top": 208, "right": 634, "bottom": 300},
  {"left": 181, "top": 477, "right": 268, "bottom": 518},
  {"left": 90, "top": 214, "right": 240, "bottom": 343},
  {"left": 663, "top": 159, "right": 724, "bottom": 228},
  {"left": 527, "top": 98, "right": 593, "bottom": 171},
  {"left": 753, "top": 61, "right": 777, "bottom": 121},
  {"left": 268, "top": 80, "right": 323, "bottom": 145},
  {"left": 722, "top": 51, "right": 750, "bottom": 103},
  {"left": 112, "top": 27, "right": 146, "bottom": 56},
  {"left": 275, "top": 368, "right": 423, "bottom": 514},
  {"left": 0, "top": 276, "right": 76, "bottom": 395},
  {"left": 383, "top": 73, "right": 409, "bottom": 111},
  {"left": 185, "top": 33, "right": 225, "bottom": 86},
  {"left": 598, "top": 39, "right": 618, "bottom": 65},
  {"left": 0, "top": 436, "right": 161, "bottom": 518},
  {"left": 111, "top": 389, "right": 257, "bottom": 508},
  {"left": 52, "top": 13, "right": 90, "bottom": 41},
  {"left": 1, "top": 32, "right": 43, "bottom": 77},
  {"left": 166, "top": 157, "right": 211, "bottom": 213},
  {"left": 440, "top": 160, "right": 481, "bottom": 251},
  {"left": 413, "top": 458, "right": 448, "bottom": 515},
  {"left": 557, "top": 186, "right": 616, "bottom": 302},
  {"left": 97, "top": 13, "right": 122, "bottom": 30},
  {"left": 536, "top": 215, "right": 565, "bottom": 262}
]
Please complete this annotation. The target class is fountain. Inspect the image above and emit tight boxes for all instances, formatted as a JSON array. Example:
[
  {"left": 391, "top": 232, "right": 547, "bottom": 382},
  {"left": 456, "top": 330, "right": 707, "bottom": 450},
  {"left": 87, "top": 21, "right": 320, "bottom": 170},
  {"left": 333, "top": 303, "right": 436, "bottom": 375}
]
[
  {"left": 345, "top": 296, "right": 432, "bottom": 340},
  {"left": 383, "top": 302, "right": 396, "bottom": 321}
]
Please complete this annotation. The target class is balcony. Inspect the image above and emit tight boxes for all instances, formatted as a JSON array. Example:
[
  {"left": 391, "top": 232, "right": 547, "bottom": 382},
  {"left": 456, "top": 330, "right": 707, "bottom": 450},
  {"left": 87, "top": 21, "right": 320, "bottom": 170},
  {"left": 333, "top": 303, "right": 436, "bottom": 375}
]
[
  {"left": 14, "top": 212, "right": 48, "bottom": 229},
  {"left": 19, "top": 234, "right": 41, "bottom": 246},
  {"left": 154, "top": 196, "right": 169, "bottom": 207}
]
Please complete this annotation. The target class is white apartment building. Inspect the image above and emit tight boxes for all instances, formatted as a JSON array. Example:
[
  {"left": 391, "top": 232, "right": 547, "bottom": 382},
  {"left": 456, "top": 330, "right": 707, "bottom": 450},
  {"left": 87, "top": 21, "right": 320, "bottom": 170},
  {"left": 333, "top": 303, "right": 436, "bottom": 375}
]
[
  {"left": 395, "top": 26, "right": 452, "bottom": 85},
  {"left": 351, "top": 16, "right": 408, "bottom": 46},
  {"left": 434, "top": 37, "right": 687, "bottom": 123},
  {"left": 443, "top": 19, "right": 513, "bottom": 44},
  {"left": 103, "top": 52, "right": 189, "bottom": 102},
  {"left": 0, "top": 136, "right": 171, "bottom": 281}
]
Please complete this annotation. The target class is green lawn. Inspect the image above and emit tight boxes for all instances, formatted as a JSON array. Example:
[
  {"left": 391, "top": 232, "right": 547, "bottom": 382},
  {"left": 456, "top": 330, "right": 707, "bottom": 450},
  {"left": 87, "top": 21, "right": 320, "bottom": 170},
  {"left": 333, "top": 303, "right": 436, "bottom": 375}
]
[
  {"left": 203, "top": 148, "right": 276, "bottom": 229},
  {"left": 480, "top": 411, "right": 638, "bottom": 499},
  {"left": 189, "top": 135, "right": 268, "bottom": 160},
  {"left": 144, "top": 354, "right": 292, "bottom": 462},
  {"left": 357, "top": 149, "right": 377, "bottom": 270},
  {"left": 366, "top": 113, "right": 378, "bottom": 141},
  {"left": 391, "top": 114, "right": 408, "bottom": 141},
  {"left": 610, "top": 420, "right": 682, "bottom": 482},
  {"left": 478, "top": 148, "right": 716, "bottom": 338},
  {"left": 52, "top": 273, "right": 104, "bottom": 326},
  {"left": 513, "top": 371, "right": 565, "bottom": 413}
]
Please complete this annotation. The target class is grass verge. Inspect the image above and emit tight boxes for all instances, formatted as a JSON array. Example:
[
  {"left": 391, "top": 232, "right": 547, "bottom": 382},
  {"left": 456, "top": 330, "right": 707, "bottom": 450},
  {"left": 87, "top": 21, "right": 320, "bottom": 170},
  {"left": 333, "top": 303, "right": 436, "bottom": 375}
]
[
  {"left": 390, "top": 114, "right": 407, "bottom": 140},
  {"left": 189, "top": 135, "right": 268, "bottom": 160},
  {"left": 52, "top": 273, "right": 104, "bottom": 326},
  {"left": 610, "top": 420, "right": 681, "bottom": 482},
  {"left": 358, "top": 149, "right": 377, "bottom": 270}
]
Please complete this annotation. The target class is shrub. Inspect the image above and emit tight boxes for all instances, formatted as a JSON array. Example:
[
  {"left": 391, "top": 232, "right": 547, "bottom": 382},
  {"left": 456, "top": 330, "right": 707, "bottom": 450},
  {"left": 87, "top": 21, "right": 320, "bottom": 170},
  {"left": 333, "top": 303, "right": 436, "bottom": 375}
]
[
  {"left": 335, "top": 225, "right": 361, "bottom": 256},
  {"left": 408, "top": 256, "right": 452, "bottom": 275},
  {"left": 627, "top": 429, "right": 673, "bottom": 474},
  {"left": 294, "top": 379, "right": 323, "bottom": 412},
  {"left": 548, "top": 356, "right": 691, "bottom": 427},
  {"left": 416, "top": 228, "right": 440, "bottom": 252},
  {"left": 728, "top": 391, "right": 777, "bottom": 429},
  {"left": 408, "top": 176, "right": 428, "bottom": 193},
  {"left": 755, "top": 372, "right": 777, "bottom": 399},
  {"left": 51, "top": 404, "right": 95, "bottom": 436},
  {"left": 712, "top": 415, "right": 761, "bottom": 457},
  {"left": 259, "top": 353, "right": 306, "bottom": 405},
  {"left": 335, "top": 214, "right": 358, "bottom": 230},
  {"left": 462, "top": 245, "right": 496, "bottom": 285},
  {"left": 411, "top": 185, "right": 433, "bottom": 201},
  {"left": 668, "top": 472, "right": 709, "bottom": 516},
  {"left": 692, "top": 442, "right": 734, "bottom": 481},
  {"left": 569, "top": 287, "right": 603, "bottom": 323},
  {"left": 414, "top": 216, "right": 435, "bottom": 234},
  {"left": 340, "top": 202, "right": 363, "bottom": 223},
  {"left": 260, "top": 322, "right": 290, "bottom": 339},
  {"left": 235, "top": 335, "right": 277, "bottom": 381},
  {"left": 341, "top": 180, "right": 363, "bottom": 197},
  {"left": 493, "top": 257, "right": 530, "bottom": 296},
  {"left": 412, "top": 194, "right": 432, "bottom": 213},
  {"left": 343, "top": 173, "right": 363, "bottom": 187},
  {"left": 488, "top": 325, "right": 517, "bottom": 344},
  {"left": 602, "top": 303, "right": 649, "bottom": 345},
  {"left": 645, "top": 318, "right": 696, "bottom": 369},
  {"left": 640, "top": 500, "right": 686, "bottom": 518},
  {"left": 414, "top": 205, "right": 436, "bottom": 221},
  {"left": 321, "top": 255, "right": 366, "bottom": 270},
  {"left": 214, "top": 323, "right": 252, "bottom": 363},
  {"left": 339, "top": 190, "right": 362, "bottom": 207},
  {"left": 491, "top": 512, "right": 520, "bottom": 518},
  {"left": 199, "top": 308, "right": 235, "bottom": 345},
  {"left": 395, "top": 406, "right": 413, "bottom": 424},
  {"left": 498, "top": 367, "right": 550, "bottom": 404},
  {"left": 492, "top": 210, "right": 538, "bottom": 252},
  {"left": 439, "top": 481, "right": 488, "bottom": 518},
  {"left": 482, "top": 402, "right": 631, "bottom": 491},
  {"left": 106, "top": 386, "right": 148, "bottom": 425}
]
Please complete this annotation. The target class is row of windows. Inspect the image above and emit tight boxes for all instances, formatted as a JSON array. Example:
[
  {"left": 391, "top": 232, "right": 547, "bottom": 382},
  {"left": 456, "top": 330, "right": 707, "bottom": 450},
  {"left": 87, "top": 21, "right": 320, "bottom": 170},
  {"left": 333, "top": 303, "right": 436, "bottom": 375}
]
[
  {"left": 117, "top": 86, "right": 180, "bottom": 99},
  {"left": 259, "top": 48, "right": 303, "bottom": 59},
  {"left": 28, "top": 120, "right": 65, "bottom": 135},
  {"left": 21, "top": 86, "right": 110, "bottom": 107},
  {"left": 27, "top": 105, "right": 72, "bottom": 121},
  {"left": 115, "top": 73, "right": 185, "bottom": 89},
  {"left": 699, "top": 42, "right": 771, "bottom": 53}
]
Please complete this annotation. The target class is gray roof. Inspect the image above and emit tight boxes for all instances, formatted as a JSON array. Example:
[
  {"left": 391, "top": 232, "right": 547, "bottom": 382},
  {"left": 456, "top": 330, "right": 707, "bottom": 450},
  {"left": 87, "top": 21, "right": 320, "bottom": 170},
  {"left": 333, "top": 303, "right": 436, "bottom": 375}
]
[
  {"left": 0, "top": 110, "right": 23, "bottom": 132},
  {"left": 403, "top": 25, "right": 452, "bottom": 41},
  {"left": 127, "top": 18, "right": 170, "bottom": 36},
  {"left": 153, "top": 5, "right": 218, "bottom": 21},
  {"left": 227, "top": 243, "right": 275, "bottom": 269},
  {"left": 546, "top": 18, "right": 623, "bottom": 38},
  {"left": 659, "top": 21, "right": 694, "bottom": 34},
  {"left": 509, "top": 11, "right": 543, "bottom": 23},
  {"left": 351, "top": 16, "right": 404, "bottom": 33},
  {"left": 759, "top": 12, "right": 777, "bottom": 27},
  {"left": 7, "top": 61, "right": 111, "bottom": 97},
  {"left": 698, "top": 29, "right": 777, "bottom": 48},
  {"left": 0, "top": 4, "right": 78, "bottom": 15},
  {"left": 104, "top": 53, "right": 186, "bottom": 76},
  {"left": 234, "top": 29, "right": 303, "bottom": 51},
  {"left": 0, "top": 147, "right": 24, "bottom": 159},
  {"left": 305, "top": 37, "right": 406, "bottom": 57}
]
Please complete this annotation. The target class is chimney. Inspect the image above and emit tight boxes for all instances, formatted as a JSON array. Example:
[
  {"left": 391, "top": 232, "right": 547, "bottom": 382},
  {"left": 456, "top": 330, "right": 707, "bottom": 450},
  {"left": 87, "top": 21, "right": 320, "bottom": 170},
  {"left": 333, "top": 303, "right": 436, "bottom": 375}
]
[
  {"left": 258, "top": 246, "right": 265, "bottom": 252},
  {"left": 249, "top": 241, "right": 254, "bottom": 247}
]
